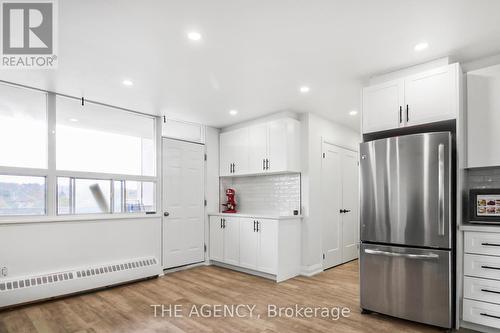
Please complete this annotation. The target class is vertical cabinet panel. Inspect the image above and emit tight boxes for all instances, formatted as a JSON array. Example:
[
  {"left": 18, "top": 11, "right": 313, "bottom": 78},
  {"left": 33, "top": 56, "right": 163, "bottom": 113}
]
[
  {"left": 257, "top": 219, "right": 278, "bottom": 274},
  {"left": 209, "top": 216, "right": 224, "bottom": 262},
  {"left": 223, "top": 217, "right": 240, "bottom": 266},
  {"left": 362, "top": 79, "right": 403, "bottom": 133},
  {"left": 247, "top": 124, "right": 268, "bottom": 174},
  {"left": 239, "top": 218, "right": 259, "bottom": 269}
]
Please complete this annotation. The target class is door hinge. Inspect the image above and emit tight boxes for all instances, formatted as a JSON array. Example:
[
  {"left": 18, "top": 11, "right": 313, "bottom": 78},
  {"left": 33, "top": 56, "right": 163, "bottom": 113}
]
[
  {"left": 322, "top": 253, "right": 325, "bottom": 260},
  {"left": 204, "top": 154, "right": 207, "bottom": 161},
  {"left": 204, "top": 244, "right": 207, "bottom": 252},
  {"left": 322, "top": 153, "right": 325, "bottom": 158},
  {"left": 204, "top": 199, "right": 207, "bottom": 207}
]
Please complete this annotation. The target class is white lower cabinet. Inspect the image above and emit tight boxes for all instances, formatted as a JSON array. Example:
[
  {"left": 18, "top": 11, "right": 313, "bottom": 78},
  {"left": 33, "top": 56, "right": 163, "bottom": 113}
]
[
  {"left": 463, "top": 231, "right": 500, "bottom": 330},
  {"left": 239, "top": 218, "right": 259, "bottom": 269},
  {"left": 257, "top": 219, "right": 278, "bottom": 274},
  {"left": 209, "top": 216, "right": 224, "bottom": 262},
  {"left": 239, "top": 218, "right": 278, "bottom": 274},
  {"left": 209, "top": 214, "right": 300, "bottom": 282}
]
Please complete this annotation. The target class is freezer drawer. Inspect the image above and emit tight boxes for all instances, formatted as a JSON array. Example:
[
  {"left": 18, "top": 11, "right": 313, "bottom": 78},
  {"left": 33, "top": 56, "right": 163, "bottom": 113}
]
[
  {"left": 360, "top": 132, "right": 452, "bottom": 249},
  {"left": 360, "top": 243, "right": 452, "bottom": 328}
]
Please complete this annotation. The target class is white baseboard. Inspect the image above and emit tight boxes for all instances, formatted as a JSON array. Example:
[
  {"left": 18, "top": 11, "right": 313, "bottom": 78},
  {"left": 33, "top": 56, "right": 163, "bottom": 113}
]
[
  {"left": 211, "top": 261, "right": 276, "bottom": 281},
  {"left": 300, "top": 263, "right": 323, "bottom": 277},
  {"left": 460, "top": 320, "right": 500, "bottom": 333},
  {"left": 162, "top": 261, "right": 207, "bottom": 274}
]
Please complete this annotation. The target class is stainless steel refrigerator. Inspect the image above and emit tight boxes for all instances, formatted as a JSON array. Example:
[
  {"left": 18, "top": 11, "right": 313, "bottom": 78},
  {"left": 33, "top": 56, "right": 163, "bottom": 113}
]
[{"left": 359, "top": 132, "right": 453, "bottom": 329}]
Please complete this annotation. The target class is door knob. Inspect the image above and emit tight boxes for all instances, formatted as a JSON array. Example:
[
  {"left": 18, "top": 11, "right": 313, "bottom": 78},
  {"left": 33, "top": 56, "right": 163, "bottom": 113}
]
[{"left": 164, "top": 212, "right": 170, "bottom": 217}]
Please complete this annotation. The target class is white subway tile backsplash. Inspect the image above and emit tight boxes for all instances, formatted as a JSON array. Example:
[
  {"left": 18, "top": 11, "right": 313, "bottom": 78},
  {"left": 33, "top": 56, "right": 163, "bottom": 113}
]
[{"left": 220, "top": 174, "right": 300, "bottom": 216}]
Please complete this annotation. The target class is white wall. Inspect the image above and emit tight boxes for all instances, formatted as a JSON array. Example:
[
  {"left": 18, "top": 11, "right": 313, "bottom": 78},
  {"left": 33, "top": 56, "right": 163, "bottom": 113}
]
[
  {"left": 0, "top": 217, "right": 162, "bottom": 306},
  {"left": 300, "top": 112, "right": 361, "bottom": 274}
]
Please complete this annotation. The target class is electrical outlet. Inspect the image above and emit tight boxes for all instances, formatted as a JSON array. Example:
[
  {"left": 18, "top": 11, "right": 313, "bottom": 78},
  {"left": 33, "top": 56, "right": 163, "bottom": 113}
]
[{"left": 0, "top": 267, "right": 7, "bottom": 277}]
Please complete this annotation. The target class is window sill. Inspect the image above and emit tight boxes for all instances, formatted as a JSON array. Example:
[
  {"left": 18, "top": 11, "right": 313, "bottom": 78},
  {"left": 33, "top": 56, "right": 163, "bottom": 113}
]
[{"left": 0, "top": 213, "right": 161, "bottom": 225}]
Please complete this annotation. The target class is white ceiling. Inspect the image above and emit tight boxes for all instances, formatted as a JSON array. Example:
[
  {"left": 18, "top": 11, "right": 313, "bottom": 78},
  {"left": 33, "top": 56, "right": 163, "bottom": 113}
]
[{"left": 2, "top": 0, "right": 500, "bottom": 131}]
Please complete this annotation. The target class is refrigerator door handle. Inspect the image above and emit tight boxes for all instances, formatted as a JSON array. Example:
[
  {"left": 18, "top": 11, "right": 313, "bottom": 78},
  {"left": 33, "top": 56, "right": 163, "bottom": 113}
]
[
  {"left": 438, "top": 143, "right": 445, "bottom": 236},
  {"left": 364, "top": 248, "right": 439, "bottom": 260}
]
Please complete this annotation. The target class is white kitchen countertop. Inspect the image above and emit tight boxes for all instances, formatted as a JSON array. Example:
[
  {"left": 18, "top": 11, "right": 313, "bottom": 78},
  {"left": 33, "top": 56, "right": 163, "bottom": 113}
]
[
  {"left": 460, "top": 224, "right": 500, "bottom": 233},
  {"left": 208, "top": 212, "right": 302, "bottom": 220}
]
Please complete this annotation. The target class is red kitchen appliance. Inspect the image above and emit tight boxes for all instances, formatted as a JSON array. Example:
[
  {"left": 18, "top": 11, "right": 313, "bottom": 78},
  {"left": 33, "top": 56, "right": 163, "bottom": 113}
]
[{"left": 222, "top": 188, "right": 237, "bottom": 213}]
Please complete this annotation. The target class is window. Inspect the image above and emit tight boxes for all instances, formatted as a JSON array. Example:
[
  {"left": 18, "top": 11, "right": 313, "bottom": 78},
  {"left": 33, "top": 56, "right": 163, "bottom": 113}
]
[
  {"left": 56, "top": 97, "right": 156, "bottom": 176},
  {"left": 0, "top": 83, "right": 158, "bottom": 218},
  {"left": 0, "top": 175, "right": 45, "bottom": 216},
  {"left": 57, "top": 178, "right": 155, "bottom": 215},
  {"left": 125, "top": 181, "right": 155, "bottom": 212},
  {"left": 0, "top": 84, "right": 47, "bottom": 169}
]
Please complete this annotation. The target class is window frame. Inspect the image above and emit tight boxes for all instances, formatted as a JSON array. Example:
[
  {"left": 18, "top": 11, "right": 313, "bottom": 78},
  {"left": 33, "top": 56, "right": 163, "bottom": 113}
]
[{"left": 0, "top": 84, "right": 161, "bottom": 222}]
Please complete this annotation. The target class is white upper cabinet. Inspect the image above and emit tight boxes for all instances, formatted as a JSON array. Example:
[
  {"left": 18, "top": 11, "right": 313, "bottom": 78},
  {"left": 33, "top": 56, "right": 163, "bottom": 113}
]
[
  {"left": 220, "top": 117, "right": 300, "bottom": 176},
  {"left": 220, "top": 127, "right": 249, "bottom": 176},
  {"left": 248, "top": 123, "right": 268, "bottom": 173},
  {"left": 362, "top": 63, "right": 461, "bottom": 134},
  {"left": 362, "top": 79, "right": 404, "bottom": 133},
  {"left": 404, "top": 63, "right": 459, "bottom": 126}
]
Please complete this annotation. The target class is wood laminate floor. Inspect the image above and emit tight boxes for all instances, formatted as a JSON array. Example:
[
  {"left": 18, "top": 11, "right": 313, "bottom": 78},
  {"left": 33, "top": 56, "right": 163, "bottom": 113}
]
[{"left": 0, "top": 260, "right": 444, "bottom": 333}]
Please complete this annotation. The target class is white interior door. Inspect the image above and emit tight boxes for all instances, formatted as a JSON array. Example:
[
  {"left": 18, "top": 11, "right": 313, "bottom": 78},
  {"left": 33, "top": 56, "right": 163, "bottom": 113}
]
[
  {"left": 163, "top": 138, "right": 205, "bottom": 269},
  {"left": 341, "top": 149, "right": 359, "bottom": 263},
  {"left": 321, "top": 143, "right": 343, "bottom": 269}
]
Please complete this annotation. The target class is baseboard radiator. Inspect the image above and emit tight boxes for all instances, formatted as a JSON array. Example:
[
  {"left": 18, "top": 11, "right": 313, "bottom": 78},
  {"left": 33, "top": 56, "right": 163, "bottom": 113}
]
[{"left": 0, "top": 257, "right": 161, "bottom": 308}]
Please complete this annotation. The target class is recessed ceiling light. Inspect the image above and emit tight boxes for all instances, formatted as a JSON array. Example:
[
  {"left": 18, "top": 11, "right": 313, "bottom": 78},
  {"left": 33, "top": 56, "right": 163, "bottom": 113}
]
[
  {"left": 229, "top": 109, "right": 238, "bottom": 116},
  {"left": 414, "top": 42, "right": 429, "bottom": 51},
  {"left": 68, "top": 118, "right": 79, "bottom": 122},
  {"left": 349, "top": 110, "right": 358, "bottom": 116},
  {"left": 299, "top": 86, "right": 310, "bottom": 93},
  {"left": 187, "top": 31, "right": 202, "bottom": 41},
  {"left": 122, "top": 79, "right": 133, "bottom": 86}
]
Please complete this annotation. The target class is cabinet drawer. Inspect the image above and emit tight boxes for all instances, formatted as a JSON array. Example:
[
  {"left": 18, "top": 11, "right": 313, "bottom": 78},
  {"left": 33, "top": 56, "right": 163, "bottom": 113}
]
[
  {"left": 465, "top": 232, "right": 500, "bottom": 256},
  {"left": 465, "top": 254, "right": 500, "bottom": 280},
  {"left": 463, "top": 299, "right": 500, "bottom": 329},
  {"left": 464, "top": 276, "right": 500, "bottom": 305}
]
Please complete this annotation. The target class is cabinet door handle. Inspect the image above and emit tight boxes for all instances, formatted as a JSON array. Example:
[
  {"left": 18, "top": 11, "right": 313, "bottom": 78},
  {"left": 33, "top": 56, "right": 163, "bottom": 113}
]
[
  {"left": 481, "top": 288, "right": 500, "bottom": 295},
  {"left": 481, "top": 243, "right": 500, "bottom": 247},
  {"left": 220, "top": 218, "right": 223, "bottom": 228},
  {"left": 480, "top": 313, "right": 500, "bottom": 320},
  {"left": 266, "top": 159, "right": 269, "bottom": 170},
  {"left": 406, "top": 104, "right": 409, "bottom": 122},
  {"left": 263, "top": 159, "right": 266, "bottom": 170},
  {"left": 399, "top": 106, "right": 402, "bottom": 124},
  {"left": 256, "top": 220, "right": 260, "bottom": 232},
  {"left": 253, "top": 220, "right": 256, "bottom": 232},
  {"left": 481, "top": 265, "right": 500, "bottom": 271},
  {"left": 223, "top": 218, "right": 226, "bottom": 228},
  {"left": 233, "top": 163, "right": 236, "bottom": 173}
]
